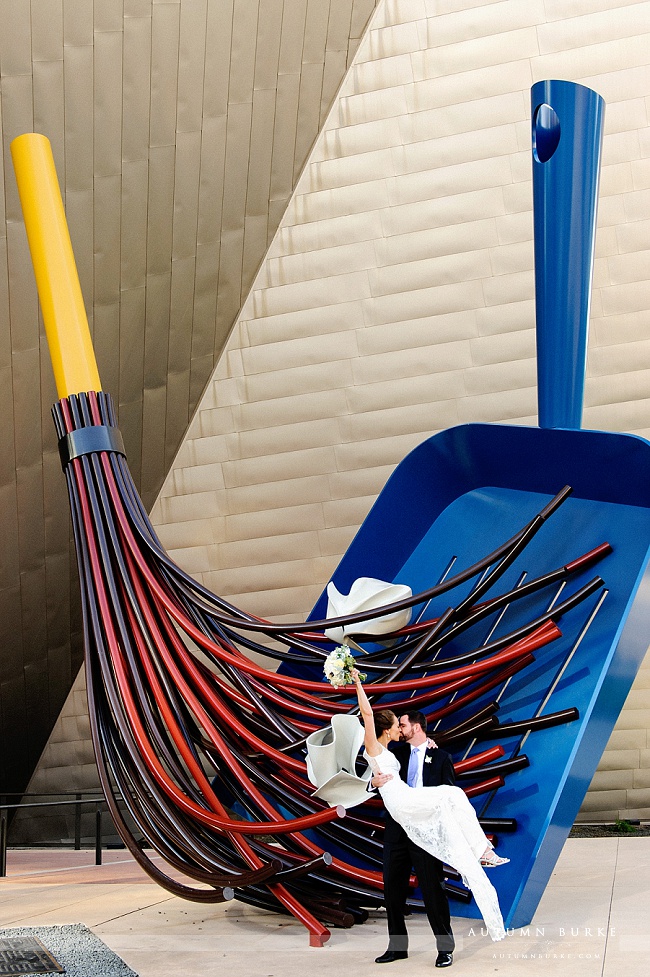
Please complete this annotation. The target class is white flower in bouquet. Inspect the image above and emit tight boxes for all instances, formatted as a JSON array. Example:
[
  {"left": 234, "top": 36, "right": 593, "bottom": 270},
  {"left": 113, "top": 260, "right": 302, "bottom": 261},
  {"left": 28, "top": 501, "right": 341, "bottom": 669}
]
[{"left": 323, "top": 645, "right": 366, "bottom": 688}]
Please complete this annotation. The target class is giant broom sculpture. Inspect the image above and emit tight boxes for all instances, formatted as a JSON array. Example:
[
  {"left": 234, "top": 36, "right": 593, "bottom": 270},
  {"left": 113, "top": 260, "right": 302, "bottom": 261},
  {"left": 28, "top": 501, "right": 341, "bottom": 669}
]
[{"left": 12, "top": 82, "right": 650, "bottom": 944}]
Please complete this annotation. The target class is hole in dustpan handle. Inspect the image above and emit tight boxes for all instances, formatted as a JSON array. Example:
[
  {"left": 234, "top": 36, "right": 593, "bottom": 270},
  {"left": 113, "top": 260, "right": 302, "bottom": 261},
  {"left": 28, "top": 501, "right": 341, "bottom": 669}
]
[{"left": 532, "top": 103, "right": 561, "bottom": 163}]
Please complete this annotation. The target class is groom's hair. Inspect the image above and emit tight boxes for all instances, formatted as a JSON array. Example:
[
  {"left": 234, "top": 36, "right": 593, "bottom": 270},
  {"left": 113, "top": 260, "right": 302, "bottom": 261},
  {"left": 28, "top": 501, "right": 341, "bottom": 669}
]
[{"left": 401, "top": 709, "right": 427, "bottom": 733}]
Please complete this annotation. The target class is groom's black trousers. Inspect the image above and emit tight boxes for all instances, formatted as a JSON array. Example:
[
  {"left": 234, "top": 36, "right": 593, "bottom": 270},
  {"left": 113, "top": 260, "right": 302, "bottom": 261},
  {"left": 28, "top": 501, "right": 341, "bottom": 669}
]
[{"left": 383, "top": 815, "right": 455, "bottom": 954}]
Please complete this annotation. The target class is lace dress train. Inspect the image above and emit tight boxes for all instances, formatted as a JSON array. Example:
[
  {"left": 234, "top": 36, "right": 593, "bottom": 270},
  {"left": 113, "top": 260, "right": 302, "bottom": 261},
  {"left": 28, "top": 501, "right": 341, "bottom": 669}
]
[{"left": 365, "top": 748, "right": 506, "bottom": 942}]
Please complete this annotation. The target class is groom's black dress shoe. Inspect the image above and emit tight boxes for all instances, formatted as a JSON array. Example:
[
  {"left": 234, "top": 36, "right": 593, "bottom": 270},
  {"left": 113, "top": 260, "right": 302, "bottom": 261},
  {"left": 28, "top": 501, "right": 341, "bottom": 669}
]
[
  {"left": 435, "top": 952, "right": 453, "bottom": 967},
  {"left": 375, "top": 950, "right": 408, "bottom": 963}
]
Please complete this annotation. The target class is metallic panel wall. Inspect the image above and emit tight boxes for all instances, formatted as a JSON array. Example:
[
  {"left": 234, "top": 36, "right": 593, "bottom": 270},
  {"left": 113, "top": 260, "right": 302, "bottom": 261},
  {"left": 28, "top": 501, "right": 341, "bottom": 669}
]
[
  {"left": 0, "top": 0, "right": 379, "bottom": 797},
  {"left": 10, "top": 0, "right": 650, "bottom": 833}
]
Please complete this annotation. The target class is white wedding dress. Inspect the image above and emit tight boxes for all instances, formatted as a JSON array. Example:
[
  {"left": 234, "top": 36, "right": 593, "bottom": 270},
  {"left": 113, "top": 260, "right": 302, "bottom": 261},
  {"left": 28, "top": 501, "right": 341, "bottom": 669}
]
[{"left": 365, "top": 747, "right": 506, "bottom": 942}]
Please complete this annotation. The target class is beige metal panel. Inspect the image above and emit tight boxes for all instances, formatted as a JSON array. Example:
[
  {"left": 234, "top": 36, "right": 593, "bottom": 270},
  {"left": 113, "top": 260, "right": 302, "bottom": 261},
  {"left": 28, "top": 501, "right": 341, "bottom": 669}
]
[
  {"left": 408, "top": 90, "right": 528, "bottom": 141},
  {"left": 195, "top": 115, "right": 227, "bottom": 246},
  {"left": 224, "top": 416, "right": 342, "bottom": 463},
  {"left": 1, "top": 75, "right": 35, "bottom": 221},
  {"left": 534, "top": 32, "right": 650, "bottom": 85},
  {"left": 368, "top": 249, "right": 493, "bottom": 296},
  {"left": 253, "top": 0, "right": 283, "bottom": 91},
  {"left": 192, "top": 242, "right": 221, "bottom": 356},
  {"left": 213, "top": 466, "right": 331, "bottom": 515},
  {"left": 93, "top": 174, "right": 122, "bottom": 307},
  {"left": 242, "top": 213, "right": 269, "bottom": 286},
  {"left": 202, "top": 0, "right": 233, "bottom": 119},
  {"left": 32, "top": 0, "right": 64, "bottom": 62},
  {"left": 310, "top": 147, "right": 395, "bottom": 193},
  {"left": 240, "top": 359, "right": 355, "bottom": 404},
  {"left": 93, "top": 303, "right": 121, "bottom": 399},
  {"left": 6, "top": 222, "right": 40, "bottom": 355},
  {"left": 412, "top": 55, "right": 534, "bottom": 106},
  {"left": 269, "top": 71, "right": 301, "bottom": 202},
  {"left": 215, "top": 227, "right": 245, "bottom": 337},
  {"left": 632, "top": 157, "right": 650, "bottom": 189},
  {"left": 382, "top": 189, "right": 506, "bottom": 240},
  {"left": 215, "top": 530, "right": 322, "bottom": 569},
  {"left": 149, "top": 1, "right": 180, "bottom": 147},
  {"left": 546, "top": 0, "right": 648, "bottom": 17},
  {"left": 265, "top": 240, "right": 378, "bottom": 287},
  {"left": 229, "top": 0, "right": 259, "bottom": 105},
  {"left": 537, "top": 4, "right": 649, "bottom": 55},
  {"left": 327, "top": 461, "right": 392, "bottom": 500},
  {"left": 146, "top": 145, "right": 176, "bottom": 276},
  {"left": 121, "top": 159, "right": 149, "bottom": 290},
  {"left": 0, "top": 2, "right": 32, "bottom": 76},
  {"left": 93, "top": 30, "right": 123, "bottom": 179},
  {"left": 427, "top": 0, "right": 545, "bottom": 46},
  {"left": 221, "top": 448, "right": 337, "bottom": 492},
  {"left": 322, "top": 48, "right": 352, "bottom": 112},
  {"left": 172, "top": 461, "right": 225, "bottom": 496},
  {"left": 295, "top": 180, "right": 390, "bottom": 225},
  {"left": 358, "top": 309, "right": 478, "bottom": 352},
  {"left": 140, "top": 382, "right": 169, "bottom": 505},
  {"left": 118, "top": 286, "right": 146, "bottom": 406},
  {"left": 246, "top": 88, "right": 277, "bottom": 219},
  {"left": 171, "top": 129, "right": 202, "bottom": 260},
  {"left": 177, "top": 0, "right": 207, "bottom": 133},
  {"left": 471, "top": 329, "right": 534, "bottom": 368},
  {"left": 63, "top": 0, "right": 93, "bottom": 46},
  {"left": 346, "top": 370, "right": 465, "bottom": 411},
  {"left": 95, "top": 0, "right": 125, "bottom": 33},
  {"left": 427, "top": 28, "right": 540, "bottom": 76},
  {"left": 278, "top": 0, "right": 308, "bottom": 75},
  {"left": 375, "top": 218, "right": 499, "bottom": 266},
  {"left": 224, "top": 501, "right": 326, "bottom": 543},
  {"left": 339, "top": 84, "right": 409, "bottom": 127},
  {"left": 122, "top": 13, "right": 152, "bottom": 162},
  {"left": 387, "top": 161, "right": 512, "bottom": 209},
  {"left": 231, "top": 387, "right": 348, "bottom": 432},
  {"left": 168, "top": 255, "right": 197, "bottom": 381},
  {"left": 295, "top": 61, "right": 327, "bottom": 176},
  {"left": 222, "top": 101, "right": 253, "bottom": 234},
  {"left": 352, "top": 0, "right": 381, "bottom": 39},
  {"left": 164, "top": 369, "right": 192, "bottom": 472},
  {"left": 277, "top": 209, "right": 384, "bottom": 253},
  {"left": 63, "top": 46, "right": 94, "bottom": 192},
  {"left": 361, "top": 278, "right": 485, "bottom": 325}
]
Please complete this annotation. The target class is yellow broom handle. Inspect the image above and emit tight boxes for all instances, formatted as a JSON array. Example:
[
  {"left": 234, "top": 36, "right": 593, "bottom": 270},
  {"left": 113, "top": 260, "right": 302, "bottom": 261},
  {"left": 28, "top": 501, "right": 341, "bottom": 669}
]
[{"left": 11, "top": 133, "right": 101, "bottom": 398}]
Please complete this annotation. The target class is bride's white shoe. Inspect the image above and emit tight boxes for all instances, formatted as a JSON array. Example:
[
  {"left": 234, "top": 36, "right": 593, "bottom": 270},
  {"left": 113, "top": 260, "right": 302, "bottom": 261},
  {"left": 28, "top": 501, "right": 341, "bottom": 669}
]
[{"left": 480, "top": 851, "right": 510, "bottom": 868}]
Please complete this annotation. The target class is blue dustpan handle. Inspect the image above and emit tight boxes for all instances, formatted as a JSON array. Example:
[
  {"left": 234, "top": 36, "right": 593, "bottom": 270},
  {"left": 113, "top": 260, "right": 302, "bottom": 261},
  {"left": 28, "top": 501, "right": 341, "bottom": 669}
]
[{"left": 532, "top": 80, "right": 605, "bottom": 430}]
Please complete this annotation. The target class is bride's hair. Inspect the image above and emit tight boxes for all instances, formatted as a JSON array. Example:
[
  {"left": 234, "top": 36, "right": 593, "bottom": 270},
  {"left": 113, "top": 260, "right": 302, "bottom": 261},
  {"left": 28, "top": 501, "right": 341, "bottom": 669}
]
[{"left": 374, "top": 709, "right": 397, "bottom": 737}]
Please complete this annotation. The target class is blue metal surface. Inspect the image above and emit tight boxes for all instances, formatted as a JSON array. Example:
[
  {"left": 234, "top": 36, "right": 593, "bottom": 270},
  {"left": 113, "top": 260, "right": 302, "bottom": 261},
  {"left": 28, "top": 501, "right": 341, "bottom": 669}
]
[
  {"left": 309, "top": 423, "right": 650, "bottom": 926},
  {"left": 533, "top": 80, "right": 604, "bottom": 430}
]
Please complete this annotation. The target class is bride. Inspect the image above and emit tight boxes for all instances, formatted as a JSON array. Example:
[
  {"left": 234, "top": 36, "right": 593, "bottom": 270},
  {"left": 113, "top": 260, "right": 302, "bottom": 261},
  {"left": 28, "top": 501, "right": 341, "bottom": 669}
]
[{"left": 351, "top": 669, "right": 507, "bottom": 942}]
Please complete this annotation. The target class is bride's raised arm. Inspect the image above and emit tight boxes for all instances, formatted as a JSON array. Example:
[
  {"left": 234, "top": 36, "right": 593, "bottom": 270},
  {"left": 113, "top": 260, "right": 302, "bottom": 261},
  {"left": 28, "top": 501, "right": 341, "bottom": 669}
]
[{"left": 351, "top": 668, "right": 381, "bottom": 756}]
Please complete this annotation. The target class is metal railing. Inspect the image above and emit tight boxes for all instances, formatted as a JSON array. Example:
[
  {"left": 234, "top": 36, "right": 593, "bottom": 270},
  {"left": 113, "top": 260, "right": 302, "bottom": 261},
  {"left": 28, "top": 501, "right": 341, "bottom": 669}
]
[{"left": 0, "top": 791, "right": 121, "bottom": 877}]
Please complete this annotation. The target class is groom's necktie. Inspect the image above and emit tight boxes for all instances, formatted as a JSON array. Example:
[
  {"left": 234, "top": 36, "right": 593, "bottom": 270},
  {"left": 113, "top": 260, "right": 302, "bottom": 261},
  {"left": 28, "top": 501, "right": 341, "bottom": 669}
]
[{"left": 407, "top": 746, "right": 420, "bottom": 787}]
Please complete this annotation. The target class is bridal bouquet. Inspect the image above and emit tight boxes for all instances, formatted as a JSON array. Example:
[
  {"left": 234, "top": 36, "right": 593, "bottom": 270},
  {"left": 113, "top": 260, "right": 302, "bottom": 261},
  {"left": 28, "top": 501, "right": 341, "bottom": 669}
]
[{"left": 323, "top": 645, "right": 366, "bottom": 688}]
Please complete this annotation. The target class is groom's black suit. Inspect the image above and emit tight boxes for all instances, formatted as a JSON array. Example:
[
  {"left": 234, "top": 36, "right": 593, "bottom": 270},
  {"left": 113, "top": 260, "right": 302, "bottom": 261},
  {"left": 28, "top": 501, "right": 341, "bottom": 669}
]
[{"left": 383, "top": 741, "right": 456, "bottom": 954}]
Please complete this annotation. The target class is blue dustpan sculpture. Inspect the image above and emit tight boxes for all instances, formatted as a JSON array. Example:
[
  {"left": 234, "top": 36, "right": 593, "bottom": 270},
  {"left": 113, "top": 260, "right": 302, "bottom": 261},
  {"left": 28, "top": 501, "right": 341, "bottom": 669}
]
[{"left": 307, "top": 81, "right": 650, "bottom": 928}]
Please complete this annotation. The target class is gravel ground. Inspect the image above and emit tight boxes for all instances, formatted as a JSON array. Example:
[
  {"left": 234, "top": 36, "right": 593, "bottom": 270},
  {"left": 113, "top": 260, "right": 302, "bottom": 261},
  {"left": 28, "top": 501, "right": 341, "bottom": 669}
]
[
  {"left": 0, "top": 924, "right": 138, "bottom": 977},
  {"left": 570, "top": 822, "right": 650, "bottom": 837}
]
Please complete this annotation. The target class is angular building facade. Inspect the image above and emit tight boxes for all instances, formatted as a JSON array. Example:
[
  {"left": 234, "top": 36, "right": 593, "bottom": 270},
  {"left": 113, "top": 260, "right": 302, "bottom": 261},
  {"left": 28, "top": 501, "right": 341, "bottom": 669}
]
[{"left": 3, "top": 0, "right": 650, "bottom": 838}]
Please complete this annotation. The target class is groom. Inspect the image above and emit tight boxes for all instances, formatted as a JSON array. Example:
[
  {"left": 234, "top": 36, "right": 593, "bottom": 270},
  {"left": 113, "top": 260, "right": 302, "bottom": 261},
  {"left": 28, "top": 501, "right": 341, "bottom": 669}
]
[{"left": 371, "top": 709, "right": 456, "bottom": 968}]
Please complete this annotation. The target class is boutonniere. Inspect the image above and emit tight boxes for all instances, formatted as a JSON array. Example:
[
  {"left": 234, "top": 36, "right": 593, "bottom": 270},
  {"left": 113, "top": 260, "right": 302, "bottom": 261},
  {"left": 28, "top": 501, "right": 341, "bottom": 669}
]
[{"left": 424, "top": 756, "right": 432, "bottom": 764}]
